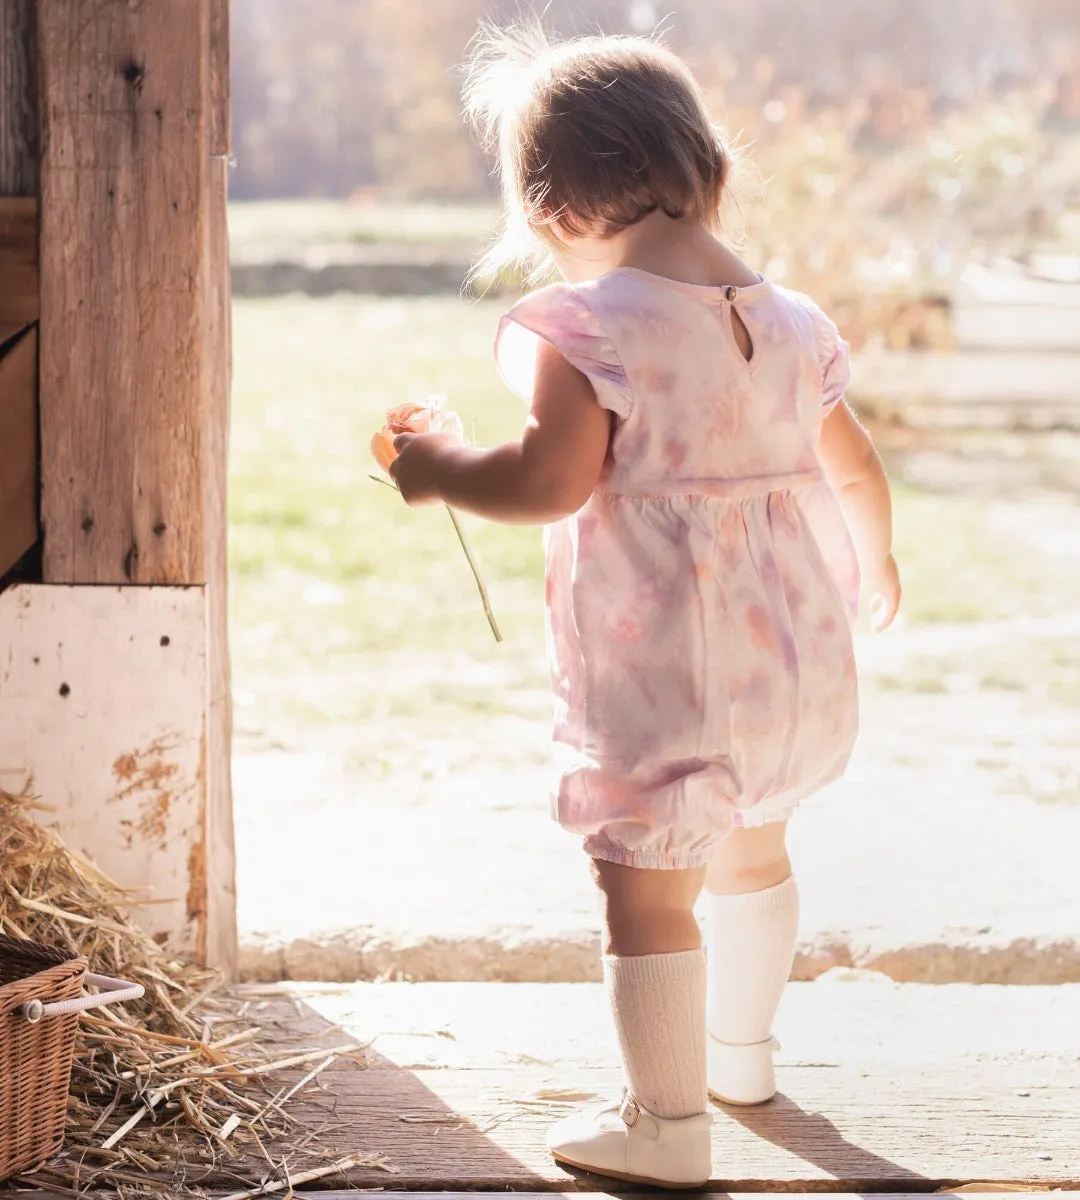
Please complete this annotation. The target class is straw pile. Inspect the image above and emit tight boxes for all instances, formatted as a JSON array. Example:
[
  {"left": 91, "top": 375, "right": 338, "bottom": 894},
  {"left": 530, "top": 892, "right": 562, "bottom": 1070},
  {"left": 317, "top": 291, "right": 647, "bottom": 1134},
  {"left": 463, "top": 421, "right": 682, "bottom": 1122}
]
[{"left": 0, "top": 791, "right": 373, "bottom": 1198}]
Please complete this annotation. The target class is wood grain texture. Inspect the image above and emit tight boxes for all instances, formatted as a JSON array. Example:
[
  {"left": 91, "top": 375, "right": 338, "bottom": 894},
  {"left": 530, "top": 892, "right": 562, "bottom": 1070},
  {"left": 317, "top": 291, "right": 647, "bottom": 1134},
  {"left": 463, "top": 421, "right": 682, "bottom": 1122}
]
[
  {"left": 37, "top": 0, "right": 208, "bottom": 584},
  {"left": 208, "top": 0, "right": 230, "bottom": 157},
  {"left": 244, "top": 1056, "right": 1078, "bottom": 1194},
  {"left": 202, "top": 150, "right": 236, "bottom": 974},
  {"left": 190, "top": 983, "right": 1079, "bottom": 1193},
  {"left": 280, "top": 1066, "right": 1078, "bottom": 1191},
  {"left": 6, "top": 1195, "right": 1059, "bottom": 1200},
  {"left": 0, "top": 196, "right": 37, "bottom": 324},
  {"left": 0, "top": 584, "right": 208, "bottom": 957},
  {"left": 32, "top": 0, "right": 235, "bottom": 972},
  {"left": 0, "top": 0, "right": 37, "bottom": 195},
  {"left": 1, "top": 20, "right": 40, "bottom": 580},
  {"left": 198, "top": 0, "right": 235, "bottom": 971},
  {"left": 0, "top": 326, "right": 37, "bottom": 576}
]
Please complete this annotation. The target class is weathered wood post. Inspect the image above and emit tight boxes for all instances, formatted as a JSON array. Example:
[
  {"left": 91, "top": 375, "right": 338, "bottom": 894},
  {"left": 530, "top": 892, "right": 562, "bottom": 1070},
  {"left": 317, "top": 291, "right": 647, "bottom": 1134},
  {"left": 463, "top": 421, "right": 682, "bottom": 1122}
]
[
  {"left": 0, "top": 0, "right": 39, "bottom": 579},
  {"left": 0, "top": 0, "right": 237, "bottom": 974}
]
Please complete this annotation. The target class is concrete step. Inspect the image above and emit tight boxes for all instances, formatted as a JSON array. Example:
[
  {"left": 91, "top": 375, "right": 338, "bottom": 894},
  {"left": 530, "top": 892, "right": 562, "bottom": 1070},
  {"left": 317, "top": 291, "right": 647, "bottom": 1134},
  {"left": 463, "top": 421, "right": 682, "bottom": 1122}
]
[{"left": 235, "top": 726, "right": 1080, "bottom": 986}]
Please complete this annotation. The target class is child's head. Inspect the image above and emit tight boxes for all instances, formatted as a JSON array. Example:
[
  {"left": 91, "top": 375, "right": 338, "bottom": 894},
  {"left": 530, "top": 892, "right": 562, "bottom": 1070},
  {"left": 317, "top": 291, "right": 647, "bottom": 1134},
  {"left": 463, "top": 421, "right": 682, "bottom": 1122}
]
[{"left": 465, "top": 25, "right": 730, "bottom": 278}]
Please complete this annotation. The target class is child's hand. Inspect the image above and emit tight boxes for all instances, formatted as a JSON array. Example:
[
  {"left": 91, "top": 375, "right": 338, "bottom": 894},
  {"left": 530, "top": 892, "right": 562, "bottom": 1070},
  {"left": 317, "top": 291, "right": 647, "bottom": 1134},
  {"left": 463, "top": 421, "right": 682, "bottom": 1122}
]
[
  {"left": 388, "top": 432, "right": 457, "bottom": 507},
  {"left": 866, "top": 553, "right": 901, "bottom": 633},
  {"left": 370, "top": 395, "right": 464, "bottom": 506}
]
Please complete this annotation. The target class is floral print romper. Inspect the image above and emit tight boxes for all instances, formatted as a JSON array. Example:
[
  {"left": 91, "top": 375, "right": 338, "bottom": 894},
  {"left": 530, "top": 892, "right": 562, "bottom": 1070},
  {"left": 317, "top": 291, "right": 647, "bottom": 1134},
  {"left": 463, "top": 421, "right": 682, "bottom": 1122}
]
[{"left": 496, "top": 268, "right": 860, "bottom": 869}]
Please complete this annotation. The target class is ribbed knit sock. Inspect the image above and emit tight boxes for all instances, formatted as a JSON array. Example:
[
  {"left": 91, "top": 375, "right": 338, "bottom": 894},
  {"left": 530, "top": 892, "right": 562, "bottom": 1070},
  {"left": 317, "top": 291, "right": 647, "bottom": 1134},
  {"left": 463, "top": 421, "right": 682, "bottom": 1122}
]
[
  {"left": 604, "top": 948, "right": 707, "bottom": 1120},
  {"left": 706, "top": 874, "right": 799, "bottom": 1044}
]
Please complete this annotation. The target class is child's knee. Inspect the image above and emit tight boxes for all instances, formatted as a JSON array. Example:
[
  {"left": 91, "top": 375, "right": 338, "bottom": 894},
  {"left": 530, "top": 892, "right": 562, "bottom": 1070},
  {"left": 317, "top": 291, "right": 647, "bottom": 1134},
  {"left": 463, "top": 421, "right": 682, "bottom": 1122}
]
[{"left": 704, "top": 824, "right": 791, "bottom": 895}]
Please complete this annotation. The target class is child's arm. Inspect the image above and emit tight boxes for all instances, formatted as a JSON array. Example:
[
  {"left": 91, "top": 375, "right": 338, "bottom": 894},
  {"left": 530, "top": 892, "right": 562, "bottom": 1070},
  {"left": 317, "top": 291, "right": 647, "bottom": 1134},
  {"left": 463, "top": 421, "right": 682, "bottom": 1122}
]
[
  {"left": 389, "top": 339, "right": 611, "bottom": 524},
  {"left": 818, "top": 402, "right": 901, "bottom": 632}
]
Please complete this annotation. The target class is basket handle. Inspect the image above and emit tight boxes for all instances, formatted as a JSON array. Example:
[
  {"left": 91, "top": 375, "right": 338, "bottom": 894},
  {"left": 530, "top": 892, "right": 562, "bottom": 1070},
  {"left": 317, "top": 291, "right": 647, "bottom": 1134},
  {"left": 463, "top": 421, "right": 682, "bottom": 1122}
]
[{"left": 21, "top": 973, "right": 146, "bottom": 1023}]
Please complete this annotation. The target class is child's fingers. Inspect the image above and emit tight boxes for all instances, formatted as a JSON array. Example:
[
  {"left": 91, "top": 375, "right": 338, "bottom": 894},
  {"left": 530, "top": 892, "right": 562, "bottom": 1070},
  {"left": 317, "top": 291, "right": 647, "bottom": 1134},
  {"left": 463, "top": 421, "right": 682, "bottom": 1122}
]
[
  {"left": 370, "top": 429, "right": 397, "bottom": 472},
  {"left": 393, "top": 432, "right": 417, "bottom": 454},
  {"left": 870, "top": 586, "right": 900, "bottom": 633},
  {"left": 870, "top": 604, "right": 888, "bottom": 633}
]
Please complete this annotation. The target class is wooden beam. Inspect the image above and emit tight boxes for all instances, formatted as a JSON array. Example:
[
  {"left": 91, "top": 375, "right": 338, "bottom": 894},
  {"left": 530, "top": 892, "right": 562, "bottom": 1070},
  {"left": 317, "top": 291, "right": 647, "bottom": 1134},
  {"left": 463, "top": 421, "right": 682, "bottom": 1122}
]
[
  {"left": 208, "top": 0, "right": 230, "bottom": 160},
  {"left": 1, "top": 0, "right": 41, "bottom": 584},
  {"left": 0, "top": 326, "right": 37, "bottom": 576},
  {"left": 0, "top": 196, "right": 37, "bottom": 325},
  {"left": 0, "top": 0, "right": 38, "bottom": 195},
  {"left": 33, "top": 0, "right": 236, "bottom": 973},
  {"left": 37, "top": 0, "right": 209, "bottom": 585},
  {"left": 201, "top": 0, "right": 237, "bottom": 973},
  {"left": 3, "top": 1195, "right": 1058, "bottom": 1200}
]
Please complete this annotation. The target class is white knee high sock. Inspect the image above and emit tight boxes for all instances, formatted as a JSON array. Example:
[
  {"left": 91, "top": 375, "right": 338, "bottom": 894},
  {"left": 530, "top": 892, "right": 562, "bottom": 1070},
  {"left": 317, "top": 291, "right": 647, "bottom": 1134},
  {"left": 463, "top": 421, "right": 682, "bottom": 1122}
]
[
  {"left": 706, "top": 875, "right": 799, "bottom": 1045},
  {"left": 604, "top": 949, "right": 707, "bottom": 1120}
]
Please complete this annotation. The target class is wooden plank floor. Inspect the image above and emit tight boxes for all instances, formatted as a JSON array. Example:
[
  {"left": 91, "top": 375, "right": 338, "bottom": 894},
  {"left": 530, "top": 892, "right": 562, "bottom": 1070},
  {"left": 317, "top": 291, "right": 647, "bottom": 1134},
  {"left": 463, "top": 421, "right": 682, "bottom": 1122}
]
[{"left": 193, "top": 980, "right": 1080, "bottom": 1195}]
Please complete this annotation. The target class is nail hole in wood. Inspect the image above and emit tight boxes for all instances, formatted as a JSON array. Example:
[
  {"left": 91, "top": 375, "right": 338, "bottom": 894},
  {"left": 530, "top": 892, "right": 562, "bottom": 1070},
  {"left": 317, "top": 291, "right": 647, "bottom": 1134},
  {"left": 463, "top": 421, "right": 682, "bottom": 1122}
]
[{"left": 123, "top": 61, "right": 145, "bottom": 90}]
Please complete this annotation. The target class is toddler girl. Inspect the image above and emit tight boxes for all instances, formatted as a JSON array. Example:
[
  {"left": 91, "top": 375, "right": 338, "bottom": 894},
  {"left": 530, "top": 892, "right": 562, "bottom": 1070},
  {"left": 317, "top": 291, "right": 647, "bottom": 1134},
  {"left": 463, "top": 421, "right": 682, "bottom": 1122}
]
[{"left": 388, "top": 25, "right": 900, "bottom": 1190}]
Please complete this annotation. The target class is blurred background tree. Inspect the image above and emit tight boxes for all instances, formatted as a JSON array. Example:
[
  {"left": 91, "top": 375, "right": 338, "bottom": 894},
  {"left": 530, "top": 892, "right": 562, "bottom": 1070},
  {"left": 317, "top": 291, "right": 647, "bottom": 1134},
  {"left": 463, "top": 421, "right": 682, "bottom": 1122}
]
[{"left": 229, "top": 0, "right": 1079, "bottom": 201}]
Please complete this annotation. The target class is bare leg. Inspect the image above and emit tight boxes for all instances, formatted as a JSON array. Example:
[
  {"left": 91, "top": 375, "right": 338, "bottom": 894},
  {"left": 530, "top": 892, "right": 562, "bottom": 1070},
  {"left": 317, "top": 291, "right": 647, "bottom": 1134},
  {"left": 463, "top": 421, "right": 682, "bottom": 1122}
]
[
  {"left": 545, "top": 859, "right": 715, "bottom": 1185},
  {"left": 704, "top": 822, "right": 791, "bottom": 896},
  {"left": 586, "top": 859, "right": 708, "bottom": 1120},
  {"left": 593, "top": 859, "right": 706, "bottom": 956}
]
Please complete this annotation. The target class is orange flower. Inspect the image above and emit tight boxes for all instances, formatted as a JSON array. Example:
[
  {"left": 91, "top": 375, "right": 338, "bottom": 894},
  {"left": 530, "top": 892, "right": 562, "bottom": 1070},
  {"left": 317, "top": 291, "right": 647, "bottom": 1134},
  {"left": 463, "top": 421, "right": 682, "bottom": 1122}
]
[{"left": 370, "top": 402, "right": 436, "bottom": 472}]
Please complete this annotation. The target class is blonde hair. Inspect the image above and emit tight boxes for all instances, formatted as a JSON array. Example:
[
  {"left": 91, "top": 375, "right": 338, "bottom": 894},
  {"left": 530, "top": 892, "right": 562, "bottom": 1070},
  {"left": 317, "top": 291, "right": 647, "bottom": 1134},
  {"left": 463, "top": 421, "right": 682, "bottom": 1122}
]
[{"left": 464, "top": 23, "right": 732, "bottom": 283}]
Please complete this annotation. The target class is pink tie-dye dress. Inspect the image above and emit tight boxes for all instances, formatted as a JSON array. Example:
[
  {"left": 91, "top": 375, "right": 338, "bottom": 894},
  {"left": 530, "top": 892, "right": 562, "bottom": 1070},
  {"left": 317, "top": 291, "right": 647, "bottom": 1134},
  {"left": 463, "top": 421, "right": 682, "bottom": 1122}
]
[{"left": 496, "top": 268, "right": 860, "bottom": 870}]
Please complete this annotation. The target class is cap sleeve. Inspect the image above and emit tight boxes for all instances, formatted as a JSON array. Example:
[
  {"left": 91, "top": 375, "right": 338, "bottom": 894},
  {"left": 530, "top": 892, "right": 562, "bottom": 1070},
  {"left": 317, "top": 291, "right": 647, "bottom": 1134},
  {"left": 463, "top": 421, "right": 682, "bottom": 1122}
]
[
  {"left": 495, "top": 284, "right": 632, "bottom": 419},
  {"left": 796, "top": 294, "right": 851, "bottom": 415}
]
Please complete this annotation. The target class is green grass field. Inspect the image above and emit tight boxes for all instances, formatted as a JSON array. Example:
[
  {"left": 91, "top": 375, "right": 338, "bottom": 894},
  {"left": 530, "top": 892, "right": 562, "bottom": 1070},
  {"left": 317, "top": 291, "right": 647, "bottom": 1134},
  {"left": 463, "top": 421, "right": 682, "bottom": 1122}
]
[
  {"left": 229, "top": 294, "right": 1080, "bottom": 766},
  {"left": 228, "top": 201, "right": 499, "bottom": 260}
]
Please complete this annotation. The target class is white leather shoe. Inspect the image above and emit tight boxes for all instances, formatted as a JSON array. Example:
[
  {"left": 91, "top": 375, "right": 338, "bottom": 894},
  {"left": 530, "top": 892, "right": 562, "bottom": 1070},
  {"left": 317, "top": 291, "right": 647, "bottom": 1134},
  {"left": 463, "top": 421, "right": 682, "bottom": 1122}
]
[
  {"left": 707, "top": 1034, "right": 779, "bottom": 1105},
  {"left": 548, "top": 1092, "right": 712, "bottom": 1189}
]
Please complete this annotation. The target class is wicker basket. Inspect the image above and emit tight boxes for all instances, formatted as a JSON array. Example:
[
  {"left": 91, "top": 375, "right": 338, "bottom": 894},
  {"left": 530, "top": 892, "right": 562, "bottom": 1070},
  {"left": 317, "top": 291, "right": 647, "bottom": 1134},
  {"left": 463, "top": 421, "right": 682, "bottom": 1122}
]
[{"left": 0, "top": 934, "right": 144, "bottom": 1181}]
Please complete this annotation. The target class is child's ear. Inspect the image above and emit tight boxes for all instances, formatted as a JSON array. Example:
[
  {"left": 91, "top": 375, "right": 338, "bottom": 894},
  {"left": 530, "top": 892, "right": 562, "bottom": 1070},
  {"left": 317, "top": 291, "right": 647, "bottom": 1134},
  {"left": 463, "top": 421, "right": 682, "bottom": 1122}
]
[{"left": 545, "top": 217, "right": 573, "bottom": 247}]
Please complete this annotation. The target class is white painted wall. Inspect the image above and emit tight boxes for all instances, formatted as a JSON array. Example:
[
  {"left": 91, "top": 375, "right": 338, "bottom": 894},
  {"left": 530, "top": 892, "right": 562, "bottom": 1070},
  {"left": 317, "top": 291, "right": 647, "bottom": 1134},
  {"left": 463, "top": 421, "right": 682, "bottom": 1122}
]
[{"left": 0, "top": 584, "right": 209, "bottom": 957}]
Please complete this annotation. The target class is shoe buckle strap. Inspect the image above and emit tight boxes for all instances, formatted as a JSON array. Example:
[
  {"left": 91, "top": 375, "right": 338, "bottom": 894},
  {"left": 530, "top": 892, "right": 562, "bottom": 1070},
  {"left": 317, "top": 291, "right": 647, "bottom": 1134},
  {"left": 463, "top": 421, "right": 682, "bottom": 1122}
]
[{"left": 619, "top": 1093, "right": 662, "bottom": 1141}]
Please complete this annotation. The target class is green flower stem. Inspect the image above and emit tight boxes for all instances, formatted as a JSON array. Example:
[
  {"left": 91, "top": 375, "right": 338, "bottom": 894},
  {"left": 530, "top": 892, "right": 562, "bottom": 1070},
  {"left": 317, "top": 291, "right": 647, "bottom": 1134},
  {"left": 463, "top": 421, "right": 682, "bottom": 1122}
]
[{"left": 369, "top": 473, "right": 502, "bottom": 643}]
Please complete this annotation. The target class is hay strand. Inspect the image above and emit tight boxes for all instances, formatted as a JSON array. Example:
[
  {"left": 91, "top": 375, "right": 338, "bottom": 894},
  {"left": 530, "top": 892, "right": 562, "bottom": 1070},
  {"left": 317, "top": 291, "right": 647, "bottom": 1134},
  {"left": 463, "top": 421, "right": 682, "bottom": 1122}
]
[{"left": 0, "top": 790, "right": 367, "bottom": 1195}]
